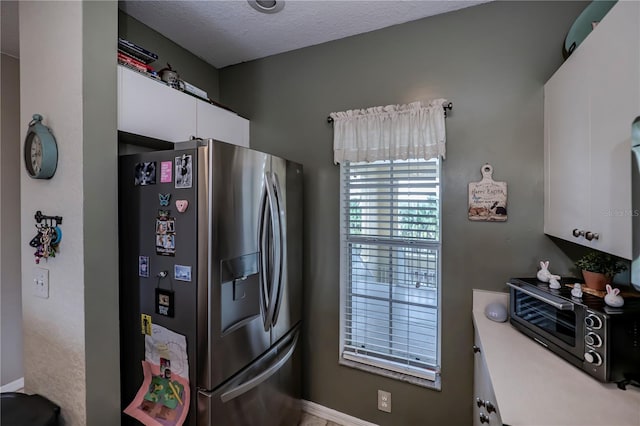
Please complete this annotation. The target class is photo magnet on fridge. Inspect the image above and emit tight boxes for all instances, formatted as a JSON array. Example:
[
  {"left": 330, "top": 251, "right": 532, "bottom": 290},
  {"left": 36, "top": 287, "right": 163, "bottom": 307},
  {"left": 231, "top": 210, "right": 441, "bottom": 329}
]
[
  {"left": 175, "top": 154, "right": 193, "bottom": 189},
  {"left": 174, "top": 265, "right": 192, "bottom": 282},
  {"left": 155, "top": 288, "right": 175, "bottom": 317},
  {"left": 134, "top": 162, "right": 157, "bottom": 186},
  {"left": 138, "top": 256, "right": 150, "bottom": 278},
  {"left": 156, "top": 235, "right": 176, "bottom": 256},
  {"left": 155, "top": 216, "right": 176, "bottom": 256}
]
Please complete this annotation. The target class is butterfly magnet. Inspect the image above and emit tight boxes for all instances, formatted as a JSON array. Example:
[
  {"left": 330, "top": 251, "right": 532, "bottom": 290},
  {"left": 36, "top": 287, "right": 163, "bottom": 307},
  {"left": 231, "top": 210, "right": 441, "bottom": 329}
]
[{"left": 159, "top": 193, "right": 171, "bottom": 207}]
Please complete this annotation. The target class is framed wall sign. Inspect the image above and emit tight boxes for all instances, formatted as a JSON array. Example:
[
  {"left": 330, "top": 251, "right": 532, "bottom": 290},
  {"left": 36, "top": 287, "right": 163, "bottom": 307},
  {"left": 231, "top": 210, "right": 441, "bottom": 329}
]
[{"left": 468, "top": 163, "right": 508, "bottom": 222}]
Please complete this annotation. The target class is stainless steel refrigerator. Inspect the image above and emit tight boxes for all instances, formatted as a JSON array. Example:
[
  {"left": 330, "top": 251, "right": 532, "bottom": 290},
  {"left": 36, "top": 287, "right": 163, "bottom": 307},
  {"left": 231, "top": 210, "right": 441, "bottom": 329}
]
[{"left": 118, "top": 139, "right": 303, "bottom": 425}]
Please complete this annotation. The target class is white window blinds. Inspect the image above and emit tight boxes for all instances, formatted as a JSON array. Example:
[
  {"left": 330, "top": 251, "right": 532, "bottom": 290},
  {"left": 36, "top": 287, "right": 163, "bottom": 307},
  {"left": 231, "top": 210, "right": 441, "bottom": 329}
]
[{"left": 340, "top": 159, "right": 441, "bottom": 381}]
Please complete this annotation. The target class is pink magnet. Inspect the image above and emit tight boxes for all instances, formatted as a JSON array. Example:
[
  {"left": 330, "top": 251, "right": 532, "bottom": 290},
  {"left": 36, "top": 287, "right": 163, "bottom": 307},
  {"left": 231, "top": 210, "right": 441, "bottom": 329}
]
[
  {"left": 160, "top": 161, "right": 172, "bottom": 183},
  {"left": 176, "top": 200, "right": 189, "bottom": 213}
]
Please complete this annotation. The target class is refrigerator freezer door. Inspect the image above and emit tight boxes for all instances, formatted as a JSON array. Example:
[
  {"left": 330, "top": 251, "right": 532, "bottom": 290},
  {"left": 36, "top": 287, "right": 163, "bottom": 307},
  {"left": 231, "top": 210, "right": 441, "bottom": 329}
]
[
  {"left": 631, "top": 117, "right": 640, "bottom": 290},
  {"left": 197, "top": 325, "right": 301, "bottom": 426},
  {"left": 197, "top": 141, "right": 272, "bottom": 391},
  {"left": 269, "top": 158, "right": 304, "bottom": 344},
  {"left": 119, "top": 148, "right": 201, "bottom": 426}
]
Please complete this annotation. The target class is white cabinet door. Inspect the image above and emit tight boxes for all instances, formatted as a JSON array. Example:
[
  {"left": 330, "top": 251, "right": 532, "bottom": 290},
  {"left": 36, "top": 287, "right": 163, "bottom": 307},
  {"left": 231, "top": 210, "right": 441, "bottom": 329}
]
[
  {"left": 118, "top": 66, "right": 197, "bottom": 142},
  {"left": 544, "top": 1, "right": 638, "bottom": 259},
  {"left": 544, "top": 48, "right": 591, "bottom": 243},
  {"left": 472, "top": 333, "right": 484, "bottom": 426},
  {"left": 587, "top": 1, "right": 638, "bottom": 259},
  {"left": 196, "top": 101, "right": 250, "bottom": 147},
  {"left": 473, "top": 331, "right": 502, "bottom": 426}
]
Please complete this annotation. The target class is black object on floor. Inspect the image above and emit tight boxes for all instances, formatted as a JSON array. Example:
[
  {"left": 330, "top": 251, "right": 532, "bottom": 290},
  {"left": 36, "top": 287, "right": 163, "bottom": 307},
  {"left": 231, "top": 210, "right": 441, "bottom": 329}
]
[
  {"left": 0, "top": 392, "right": 60, "bottom": 426},
  {"left": 617, "top": 373, "right": 640, "bottom": 391}
]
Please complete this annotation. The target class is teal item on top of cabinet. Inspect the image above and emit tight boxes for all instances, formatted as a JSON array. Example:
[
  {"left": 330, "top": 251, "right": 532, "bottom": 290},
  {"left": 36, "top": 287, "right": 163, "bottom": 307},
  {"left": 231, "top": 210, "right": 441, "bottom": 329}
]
[{"left": 563, "top": 1, "right": 617, "bottom": 58}]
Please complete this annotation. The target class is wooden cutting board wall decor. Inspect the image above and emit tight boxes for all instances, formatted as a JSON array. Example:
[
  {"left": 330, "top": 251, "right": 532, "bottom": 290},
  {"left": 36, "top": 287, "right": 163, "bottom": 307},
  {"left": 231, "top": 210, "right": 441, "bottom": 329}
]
[{"left": 468, "top": 164, "right": 508, "bottom": 222}]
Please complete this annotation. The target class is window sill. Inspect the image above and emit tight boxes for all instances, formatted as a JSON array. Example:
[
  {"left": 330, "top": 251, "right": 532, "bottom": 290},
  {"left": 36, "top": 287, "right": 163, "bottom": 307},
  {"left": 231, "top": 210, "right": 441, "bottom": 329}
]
[{"left": 339, "top": 358, "right": 441, "bottom": 391}]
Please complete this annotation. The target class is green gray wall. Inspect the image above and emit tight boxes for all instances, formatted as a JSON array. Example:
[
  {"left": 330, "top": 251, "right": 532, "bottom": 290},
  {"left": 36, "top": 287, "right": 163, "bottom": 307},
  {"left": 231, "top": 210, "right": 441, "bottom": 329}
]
[
  {"left": 219, "top": 2, "right": 588, "bottom": 424},
  {"left": 20, "top": 2, "right": 119, "bottom": 423},
  {"left": 1, "top": 52, "right": 23, "bottom": 388},
  {"left": 83, "top": 2, "right": 120, "bottom": 423},
  {"left": 118, "top": 10, "right": 220, "bottom": 102}
]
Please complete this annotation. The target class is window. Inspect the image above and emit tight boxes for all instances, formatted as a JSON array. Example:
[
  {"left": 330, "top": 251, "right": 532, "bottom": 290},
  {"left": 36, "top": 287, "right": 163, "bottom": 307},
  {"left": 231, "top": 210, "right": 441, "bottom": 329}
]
[{"left": 339, "top": 158, "right": 441, "bottom": 386}]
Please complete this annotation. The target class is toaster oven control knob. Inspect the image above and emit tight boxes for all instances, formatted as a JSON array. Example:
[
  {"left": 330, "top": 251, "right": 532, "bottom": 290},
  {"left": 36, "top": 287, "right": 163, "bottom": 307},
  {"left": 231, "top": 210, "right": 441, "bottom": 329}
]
[
  {"left": 585, "top": 332, "right": 602, "bottom": 348},
  {"left": 585, "top": 315, "right": 602, "bottom": 329},
  {"left": 584, "top": 350, "right": 602, "bottom": 366}
]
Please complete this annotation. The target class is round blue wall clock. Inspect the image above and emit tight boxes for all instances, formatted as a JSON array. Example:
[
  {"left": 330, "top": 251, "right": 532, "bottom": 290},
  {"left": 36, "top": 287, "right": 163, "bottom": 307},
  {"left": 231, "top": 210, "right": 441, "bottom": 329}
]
[{"left": 24, "top": 114, "right": 58, "bottom": 179}]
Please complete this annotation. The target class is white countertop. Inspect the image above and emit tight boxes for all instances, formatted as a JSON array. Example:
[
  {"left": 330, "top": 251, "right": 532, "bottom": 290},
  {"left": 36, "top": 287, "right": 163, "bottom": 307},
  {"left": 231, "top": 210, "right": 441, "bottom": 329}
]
[{"left": 473, "top": 289, "right": 640, "bottom": 426}]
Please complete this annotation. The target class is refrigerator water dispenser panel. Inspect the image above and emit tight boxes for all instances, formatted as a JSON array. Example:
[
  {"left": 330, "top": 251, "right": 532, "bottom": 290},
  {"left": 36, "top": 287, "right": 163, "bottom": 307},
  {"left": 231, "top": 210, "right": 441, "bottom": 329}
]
[{"left": 221, "top": 253, "right": 260, "bottom": 334}]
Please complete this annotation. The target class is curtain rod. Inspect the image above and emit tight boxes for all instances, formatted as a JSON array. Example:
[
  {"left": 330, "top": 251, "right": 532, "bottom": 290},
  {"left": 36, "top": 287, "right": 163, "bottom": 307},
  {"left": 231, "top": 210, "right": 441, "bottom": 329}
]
[{"left": 327, "top": 101, "right": 453, "bottom": 123}]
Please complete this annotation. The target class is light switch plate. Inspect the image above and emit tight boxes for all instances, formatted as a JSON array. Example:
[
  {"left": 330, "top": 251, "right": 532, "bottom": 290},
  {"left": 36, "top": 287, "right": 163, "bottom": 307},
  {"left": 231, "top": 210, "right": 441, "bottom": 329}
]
[{"left": 33, "top": 267, "right": 49, "bottom": 299}]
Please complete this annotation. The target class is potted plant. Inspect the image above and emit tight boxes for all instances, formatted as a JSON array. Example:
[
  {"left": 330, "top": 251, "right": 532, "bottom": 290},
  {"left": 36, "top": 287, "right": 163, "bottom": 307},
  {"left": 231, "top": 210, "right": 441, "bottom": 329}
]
[{"left": 575, "top": 251, "right": 627, "bottom": 291}]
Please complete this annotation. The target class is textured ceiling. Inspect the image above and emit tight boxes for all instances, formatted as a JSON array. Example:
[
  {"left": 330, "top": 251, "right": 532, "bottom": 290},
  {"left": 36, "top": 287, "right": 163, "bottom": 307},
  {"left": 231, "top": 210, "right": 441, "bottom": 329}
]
[{"left": 119, "top": 0, "right": 491, "bottom": 69}]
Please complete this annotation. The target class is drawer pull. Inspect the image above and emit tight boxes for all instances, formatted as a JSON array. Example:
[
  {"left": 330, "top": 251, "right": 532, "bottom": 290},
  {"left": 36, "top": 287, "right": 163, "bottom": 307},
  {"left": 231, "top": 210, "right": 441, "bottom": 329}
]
[
  {"left": 473, "top": 345, "right": 481, "bottom": 354},
  {"left": 479, "top": 413, "right": 490, "bottom": 424},
  {"left": 585, "top": 231, "right": 599, "bottom": 241}
]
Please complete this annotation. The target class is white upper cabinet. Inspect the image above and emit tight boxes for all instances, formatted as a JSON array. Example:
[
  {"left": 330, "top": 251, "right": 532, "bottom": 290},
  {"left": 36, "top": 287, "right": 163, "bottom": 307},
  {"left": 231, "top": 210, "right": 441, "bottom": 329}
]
[
  {"left": 118, "top": 66, "right": 197, "bottom": 142},
  {"left": 544, "top": 46, "right": 591, "bottom": 246},
  {"left": 544, "top": 1, "right": 639, "bottom": 259},
  {"left": 196, "top": 101, "right": 249, "bottom": 148},
  {"left": 117, "top": 65, "right": 249, "bottom": 147},
  {"left": 588, "top": 2, "right": 639, "bottom": 259}
]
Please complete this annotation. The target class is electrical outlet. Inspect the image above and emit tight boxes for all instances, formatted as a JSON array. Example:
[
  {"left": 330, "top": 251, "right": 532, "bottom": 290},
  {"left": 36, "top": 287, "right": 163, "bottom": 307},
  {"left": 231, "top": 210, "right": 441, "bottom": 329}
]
[
  {"left": 32, "top": 267, "right": 49, "bottom": 299},
  {"left": 378, "top": 390, "right": 391, "bottom": 413}
]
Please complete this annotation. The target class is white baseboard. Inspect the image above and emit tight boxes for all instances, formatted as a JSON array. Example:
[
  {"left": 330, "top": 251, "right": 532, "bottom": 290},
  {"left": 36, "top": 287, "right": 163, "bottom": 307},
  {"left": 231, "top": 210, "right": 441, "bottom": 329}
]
[
  {"left": 302, "top": 400, "right": 378, "bottom": 426},
  {"left": 0, "top": 377, "right": 24, "bottom": 393}
]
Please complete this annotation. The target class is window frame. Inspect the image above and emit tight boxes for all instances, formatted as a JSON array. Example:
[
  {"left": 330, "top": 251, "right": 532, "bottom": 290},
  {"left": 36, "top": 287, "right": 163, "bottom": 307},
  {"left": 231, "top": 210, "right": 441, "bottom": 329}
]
[{"left": 338, "top": 158, "right": 442, "bottom": 390}]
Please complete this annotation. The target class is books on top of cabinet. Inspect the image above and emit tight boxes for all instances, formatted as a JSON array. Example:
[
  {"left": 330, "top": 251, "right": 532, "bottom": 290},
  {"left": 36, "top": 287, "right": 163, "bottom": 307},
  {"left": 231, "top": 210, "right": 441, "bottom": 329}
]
[{"left": 118, "top": 37, "right": 158, "bottom": 65}]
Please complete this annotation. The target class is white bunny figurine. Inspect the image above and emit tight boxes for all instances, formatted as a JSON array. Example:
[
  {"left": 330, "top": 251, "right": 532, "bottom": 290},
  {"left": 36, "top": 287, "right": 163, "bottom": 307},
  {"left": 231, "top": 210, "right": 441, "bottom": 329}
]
[
  {"left": 604, "top": 284, "right": 624, "bottom": 307},
  {"left": 571, "top": 283, "right": 583, "bottom": 298},
  {"left": 537, "top": 260, "right": 561, "bottom": 283},
  {"left": 548, "top": 277, "right": 561, "bottom": 289}
]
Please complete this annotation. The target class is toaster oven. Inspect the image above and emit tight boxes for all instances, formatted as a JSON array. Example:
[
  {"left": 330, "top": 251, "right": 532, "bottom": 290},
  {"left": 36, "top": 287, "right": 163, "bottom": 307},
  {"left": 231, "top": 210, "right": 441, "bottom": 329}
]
[{"left": 507, "top": 278, "right": 640, "bottom": 385}]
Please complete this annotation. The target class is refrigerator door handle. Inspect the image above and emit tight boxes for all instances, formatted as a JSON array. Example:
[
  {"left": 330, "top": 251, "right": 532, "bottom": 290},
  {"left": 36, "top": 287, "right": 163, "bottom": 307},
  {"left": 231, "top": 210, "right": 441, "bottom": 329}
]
[
  {"left": 258, "top": 174, "right": 271, "bottom": 330},
  {"left": 218, "top": 328, "right": 299, "bottom": 403},
  {"left": 197, "top": 388, "right": 214, "bottom": 398},
  {"left": 263, "top": 172, "right": 281, "bottom": 331},
  {"left": 269, "top": 172, "right": 285, "bottom": 327}
]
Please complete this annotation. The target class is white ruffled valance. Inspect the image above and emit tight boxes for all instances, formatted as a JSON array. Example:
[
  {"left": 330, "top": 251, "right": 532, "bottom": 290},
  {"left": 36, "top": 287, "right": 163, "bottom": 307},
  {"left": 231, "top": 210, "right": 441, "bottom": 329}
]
[{"left": 330, "top": 99, "right": 448, "bottom": 164}]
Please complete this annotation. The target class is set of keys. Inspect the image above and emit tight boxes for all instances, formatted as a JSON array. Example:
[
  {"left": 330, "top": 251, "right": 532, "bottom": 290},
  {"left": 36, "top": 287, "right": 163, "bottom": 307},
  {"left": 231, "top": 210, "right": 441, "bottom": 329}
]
[{"left": 30, "top": 211, "right": 63, "bottom": 264}]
